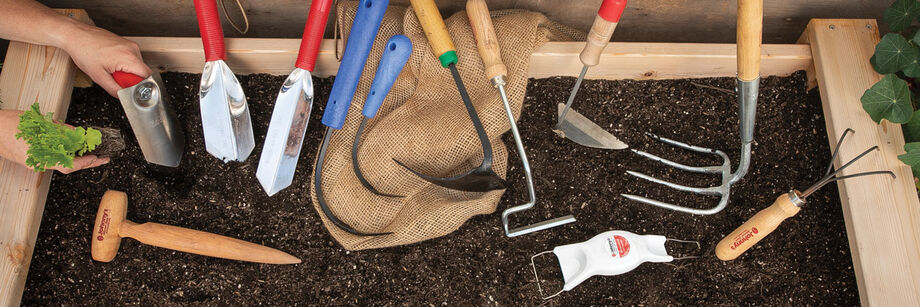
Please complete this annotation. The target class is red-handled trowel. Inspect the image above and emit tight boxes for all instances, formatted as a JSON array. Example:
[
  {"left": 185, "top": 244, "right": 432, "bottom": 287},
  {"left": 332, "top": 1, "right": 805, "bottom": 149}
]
[
  {"left": 555, "top": 0, "right": 628, "bottom": 150},
  {"left": 256, "top": 0, "right": 334, "bottom": 196},
  {"left": 112, "top": 71, "right": 185, "bottom": 167},
  {"left": 195, "top": 0, "right": 254, "bottom": 162}
]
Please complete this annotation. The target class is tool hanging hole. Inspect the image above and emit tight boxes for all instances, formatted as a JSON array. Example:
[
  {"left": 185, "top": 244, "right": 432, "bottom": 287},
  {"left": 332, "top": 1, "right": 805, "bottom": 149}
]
[
  {"left": 366, "top": 0, "right": 372, "bottom": 8},
  {"left": 388, "top": 42, "right": 397, "bottom": 51},
  {"left": 370, "top": 90, "right": 376, "bottom": 96}
]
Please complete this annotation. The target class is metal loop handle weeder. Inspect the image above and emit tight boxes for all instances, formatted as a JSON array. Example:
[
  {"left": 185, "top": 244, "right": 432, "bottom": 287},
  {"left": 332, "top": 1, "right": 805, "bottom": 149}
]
[
  {"left": 621, "top": 0, "right": 763, "bottom": 215},
  {"left": 465, "top": 0, "right": 575, "bottom": 236}
]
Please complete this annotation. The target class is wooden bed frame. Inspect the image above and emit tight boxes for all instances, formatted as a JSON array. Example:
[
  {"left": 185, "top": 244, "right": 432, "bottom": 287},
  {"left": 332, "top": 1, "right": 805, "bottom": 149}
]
[{"left": 0, "top": 10, "right": 916, "bottom": 306}]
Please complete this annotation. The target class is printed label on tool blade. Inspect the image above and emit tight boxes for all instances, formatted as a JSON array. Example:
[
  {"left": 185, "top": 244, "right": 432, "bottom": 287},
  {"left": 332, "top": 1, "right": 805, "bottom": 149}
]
[{"left": 607, "top": 235, "right": 631, "bottom": 258}]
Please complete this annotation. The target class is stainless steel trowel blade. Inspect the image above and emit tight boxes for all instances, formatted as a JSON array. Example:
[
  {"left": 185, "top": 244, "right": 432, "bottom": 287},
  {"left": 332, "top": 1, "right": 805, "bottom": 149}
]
[
  {"left": 555, "top": 103, "right": 627, "bottom": 150},
  {"left": 256, "top": 68, "right": 314, "bottom": 196},
  {"left": 116, "top": 72, "right": 185, "bottom": 167},
  {"left": 199, "top": 60, "right": 255, "bottom": 162}
]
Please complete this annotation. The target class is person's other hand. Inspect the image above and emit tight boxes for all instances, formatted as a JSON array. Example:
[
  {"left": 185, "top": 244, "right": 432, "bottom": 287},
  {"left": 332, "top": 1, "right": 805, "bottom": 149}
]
[
  {"left": 50, "top": 155, "right": 110, "bottom": 174},
  {"left": 63, "top": 23, "right": 151, "bottom": 97}
]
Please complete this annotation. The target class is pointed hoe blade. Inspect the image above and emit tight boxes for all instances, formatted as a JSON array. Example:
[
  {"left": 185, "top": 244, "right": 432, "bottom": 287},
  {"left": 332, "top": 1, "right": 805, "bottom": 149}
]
[
  {"left": 256, "top": 68, "right": 314, "bottom": 196},
  {"left": 199, "top": 60, "right": 255, "bottom": 162},
  {"left": 555, "top": 103, "right": 627, "bottom": 149}
]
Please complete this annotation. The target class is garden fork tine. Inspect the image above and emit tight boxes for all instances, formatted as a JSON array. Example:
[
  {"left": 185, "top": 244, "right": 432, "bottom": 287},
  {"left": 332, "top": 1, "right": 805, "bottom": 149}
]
[
  {"left": 621, "top": 0, "right": 761, "bottom": 215},
  {"left": 622, "top": 134, "right": 732, "bottom": 215}
]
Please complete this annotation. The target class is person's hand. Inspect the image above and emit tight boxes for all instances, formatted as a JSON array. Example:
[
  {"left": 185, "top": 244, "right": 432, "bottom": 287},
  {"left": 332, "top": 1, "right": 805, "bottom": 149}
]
[
  {"left": 61, "top": 23, "right": 152, "bottom": 97},
  {"left": 50, "top": 155, "right": 110, "bottom": 174}
]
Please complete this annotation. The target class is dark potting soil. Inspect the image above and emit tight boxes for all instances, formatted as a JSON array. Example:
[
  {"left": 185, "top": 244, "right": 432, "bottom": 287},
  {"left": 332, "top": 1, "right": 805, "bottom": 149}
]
[{"left": 23, "top": 71, "right": 858, "bottom": 305}]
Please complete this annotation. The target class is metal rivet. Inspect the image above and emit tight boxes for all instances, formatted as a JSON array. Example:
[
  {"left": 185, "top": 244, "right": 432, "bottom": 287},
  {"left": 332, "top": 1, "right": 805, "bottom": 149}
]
[
  {"left": 867, "top": 24, "right": 873, "bottom": 29},
  {"left": 829, "top": 25, "right": 836, "bottom": 30}
]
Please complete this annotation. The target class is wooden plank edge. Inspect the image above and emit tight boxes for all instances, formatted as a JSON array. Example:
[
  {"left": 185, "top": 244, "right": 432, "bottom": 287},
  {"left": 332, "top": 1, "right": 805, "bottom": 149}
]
[
  {"left": 0, "top": 9, "right": 90, "bottom": 307},
  {"left": 128, "top": 37, "right": 812, "bottom": 80},
  {"left": 802, "top": 19, "right": 920, "bottom": 306}
]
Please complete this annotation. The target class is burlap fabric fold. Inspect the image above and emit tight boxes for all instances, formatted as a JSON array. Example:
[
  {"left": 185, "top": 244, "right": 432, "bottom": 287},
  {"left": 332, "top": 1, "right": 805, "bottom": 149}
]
[{"left": 311, "top": 1, "right": 584, "bottom": 250}]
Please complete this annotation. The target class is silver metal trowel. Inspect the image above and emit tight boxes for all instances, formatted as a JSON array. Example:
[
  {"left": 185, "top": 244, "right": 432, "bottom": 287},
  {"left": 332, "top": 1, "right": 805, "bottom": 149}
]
[
  {"left": 554, "top": 0, "right": 628, "bottom": 150},
  {"left": 112, "top": 71, "right": 185, "bottom": 167},
  {"left": 195, "top": 0, "right": 254, "bottom": 162},
  {"left": 256, "top": 0, "right": 333, "bottom": 196}
]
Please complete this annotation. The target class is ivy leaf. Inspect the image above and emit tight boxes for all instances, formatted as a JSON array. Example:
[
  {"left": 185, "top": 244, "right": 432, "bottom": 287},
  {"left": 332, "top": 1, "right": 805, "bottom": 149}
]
[
  {"left": 885, "top": 0, "right": 920, "bottom": 32},
  {"left": 874, "top": 33, "right": 919, "bottom": 73},
  {"left": 861, "top": 74, "right": 914, "bottom": 123}
]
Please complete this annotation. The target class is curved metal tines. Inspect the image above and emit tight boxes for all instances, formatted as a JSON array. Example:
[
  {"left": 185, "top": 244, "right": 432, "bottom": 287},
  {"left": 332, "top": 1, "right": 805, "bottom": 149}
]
[
  {"left": 621, "top": 134, "right": 733, "bottom": 215},
  {"left": 801, "top": 128, "right": 896, "bottom": 199},
  {"left": 352, "top": 118, "right": 404, "bottom": 198}
]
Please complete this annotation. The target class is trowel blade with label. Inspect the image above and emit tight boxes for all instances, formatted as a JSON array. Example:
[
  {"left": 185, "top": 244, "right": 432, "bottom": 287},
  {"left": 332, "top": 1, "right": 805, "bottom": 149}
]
[{"left": 113, "top": 71, "right": 185, "bottom": 167}]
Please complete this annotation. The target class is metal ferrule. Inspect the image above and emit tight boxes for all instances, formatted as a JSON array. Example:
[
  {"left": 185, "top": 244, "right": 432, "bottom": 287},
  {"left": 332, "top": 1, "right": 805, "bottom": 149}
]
[
  {"left": 737, "top": 77, "right": 759, "bottom": 144},
  {"left": 729, "top": 77, "right": 759, "bottom": 183},
  {"left": 788, "top": 190, "right": 806, "bottom": 207},
  {"left": 491, "top": 75, "right": 505, "bottom": 88}
]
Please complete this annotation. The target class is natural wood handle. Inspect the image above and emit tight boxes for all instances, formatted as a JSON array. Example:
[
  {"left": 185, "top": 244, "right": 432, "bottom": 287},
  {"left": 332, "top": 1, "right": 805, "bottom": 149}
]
[
  {"left": 716, "top": 192, "right": 802, "bottom": 261},
  {"left": 119, "top": 221, "right": 301, "bottom": 264},
  {"left": 580, "top": 15, "right": 618, "bottom": 67},
  {"left": 737, "top": 0, "right": 763, "bottom": 81},
  {"left": 466, "top": 0, "right": 507, "bottom": 80},
  {"left": 410, "top": 0, "right": 455, "bottom": 60}
]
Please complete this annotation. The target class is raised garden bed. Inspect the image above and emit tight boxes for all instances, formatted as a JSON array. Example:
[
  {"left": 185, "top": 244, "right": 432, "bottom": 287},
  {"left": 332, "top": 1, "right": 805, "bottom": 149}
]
[{"left": 2, "top": 12, "right": 918, "bottom": 305}]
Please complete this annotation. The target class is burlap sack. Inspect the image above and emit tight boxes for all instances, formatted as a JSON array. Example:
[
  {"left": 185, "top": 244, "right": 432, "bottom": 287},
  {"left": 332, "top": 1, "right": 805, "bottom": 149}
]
[{"left": 311, "top": 1, "right": 584, "bottom": 250}]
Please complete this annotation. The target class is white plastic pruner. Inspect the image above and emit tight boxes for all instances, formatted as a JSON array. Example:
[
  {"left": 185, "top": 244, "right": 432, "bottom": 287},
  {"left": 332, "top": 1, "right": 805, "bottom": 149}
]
[{"left": 531, "top": 230, "right": 699, "bottom": 300}]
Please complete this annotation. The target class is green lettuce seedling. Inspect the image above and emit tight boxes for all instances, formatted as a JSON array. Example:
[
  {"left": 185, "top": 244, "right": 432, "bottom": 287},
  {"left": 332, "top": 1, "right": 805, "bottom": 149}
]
[{"left": 16, "top": 103, "right": 101, "bottom": 171}]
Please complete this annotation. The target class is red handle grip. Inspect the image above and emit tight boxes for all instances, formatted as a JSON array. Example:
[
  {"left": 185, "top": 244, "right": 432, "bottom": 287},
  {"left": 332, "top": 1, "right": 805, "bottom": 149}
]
[
  {"left": 194, "top": 0, "right": 226, "bottom": 61},
  {"left": 112, "top": 71, "right": 145, "bottom": 88},
  {"left": 295, "top": 0, "right": 334, "bottom": 71},
  {"left": 598, "top": 0, "right": 627, "bottom": 22}
]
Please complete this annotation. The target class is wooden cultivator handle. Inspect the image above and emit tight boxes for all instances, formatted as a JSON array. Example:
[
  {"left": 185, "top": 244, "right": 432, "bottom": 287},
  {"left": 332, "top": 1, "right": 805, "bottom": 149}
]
[
  {"left": 410, "top": 0, "right": 458, "bottom": 67},
  {"left": 737, "top": 0, "right": 763, "bottom": 81},
  {"left": 715, "top": 191, "right": 802, "bottom": 261},
  {"left": 580, "top": 0, "right": 627, "bottom": 67},
  {"left": 466, "top": 0, "right": 507, "bottom": 80}
]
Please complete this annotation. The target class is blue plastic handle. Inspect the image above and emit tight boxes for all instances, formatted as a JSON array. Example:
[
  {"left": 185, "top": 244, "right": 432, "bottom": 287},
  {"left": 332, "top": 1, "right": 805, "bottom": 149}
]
[
  {"left": 321, "top": 0, "right": 390, "bottom": 129},
  {"left": 362, "top": 35, "right": 412, "bottom": 118}
]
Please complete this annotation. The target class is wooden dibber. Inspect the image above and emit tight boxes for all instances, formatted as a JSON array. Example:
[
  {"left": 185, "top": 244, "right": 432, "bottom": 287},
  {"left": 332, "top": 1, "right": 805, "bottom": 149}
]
[
  {"left": 92, "top": 190, "right": 300, "bottom": 264},
  {"left": 715, "top": 191, "right": 802, "bottom": 261}
]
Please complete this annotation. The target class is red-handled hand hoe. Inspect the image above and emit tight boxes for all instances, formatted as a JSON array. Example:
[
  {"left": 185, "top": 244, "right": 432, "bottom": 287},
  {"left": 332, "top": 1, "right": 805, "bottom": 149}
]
[{"left": 554, "top": 0, "right": 628, "bottom": 150}]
